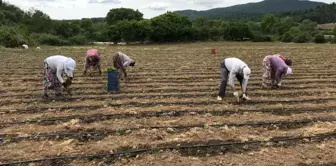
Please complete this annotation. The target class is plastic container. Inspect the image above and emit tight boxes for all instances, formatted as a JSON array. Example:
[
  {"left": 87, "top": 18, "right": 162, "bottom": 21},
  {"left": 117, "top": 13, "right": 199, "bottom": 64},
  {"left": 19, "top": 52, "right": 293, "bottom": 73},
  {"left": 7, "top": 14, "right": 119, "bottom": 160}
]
[
  {"left": 107, "top": 70, "right": 120, "bottom": 92},
  {"left": 211, "top": 48, "right": 216, "bottom": 54}
]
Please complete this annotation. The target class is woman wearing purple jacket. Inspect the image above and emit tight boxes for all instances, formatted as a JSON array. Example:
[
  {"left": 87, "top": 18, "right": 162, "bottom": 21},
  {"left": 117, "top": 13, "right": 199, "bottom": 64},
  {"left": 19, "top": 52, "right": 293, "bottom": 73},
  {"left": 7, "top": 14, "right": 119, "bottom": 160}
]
[{"left": 262, "top": 55, "right": 292, "bottom": 88}]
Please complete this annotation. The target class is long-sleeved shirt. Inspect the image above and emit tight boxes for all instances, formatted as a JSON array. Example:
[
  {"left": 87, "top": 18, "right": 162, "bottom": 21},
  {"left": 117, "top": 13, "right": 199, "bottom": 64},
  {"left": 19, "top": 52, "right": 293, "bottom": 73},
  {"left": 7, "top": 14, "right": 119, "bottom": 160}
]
[
  {"left": 118, "top": 52, "right": 134, "bottom": 67},
  {"left": 45, "top": 55, "right": 69, "bottom": 84},
  {"left": 269, "top": 56, "right": 288, "bottom": 84},
  {"left": 223, "top": 58, "right": 249, "bottom": 89}
]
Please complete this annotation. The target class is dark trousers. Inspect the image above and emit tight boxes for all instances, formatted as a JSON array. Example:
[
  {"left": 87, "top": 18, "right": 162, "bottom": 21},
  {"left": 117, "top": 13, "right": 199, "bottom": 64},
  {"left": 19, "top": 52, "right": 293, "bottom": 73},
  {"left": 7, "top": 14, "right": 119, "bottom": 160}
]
[{"left": 218, "top": 62, "right": 246, "bottom": 98}]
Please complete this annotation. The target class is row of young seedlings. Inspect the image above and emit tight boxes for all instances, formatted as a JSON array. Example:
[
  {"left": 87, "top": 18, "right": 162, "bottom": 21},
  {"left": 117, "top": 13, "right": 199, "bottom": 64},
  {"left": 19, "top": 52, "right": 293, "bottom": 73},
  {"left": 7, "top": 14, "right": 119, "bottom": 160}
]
[
  {"left": 2, "top": 85, "right": 335, "bottom": 100},
  {"left": 1, "top": 97, "right": 335, "bottom": 116},
  {"left": 2, "top": 115, "right": 336, "bottom": 144},
  {"left": 2, "top": 131, "right": 336, "bottom": 166},
  {"left": 2, "top": 80, "right": 335, "bottom": 97},
  {"left": 2, "top": 88, "right": 335, "bottom": 107},
  {"left": 1, "top": 106, "right": 336, "bottom": 129}
]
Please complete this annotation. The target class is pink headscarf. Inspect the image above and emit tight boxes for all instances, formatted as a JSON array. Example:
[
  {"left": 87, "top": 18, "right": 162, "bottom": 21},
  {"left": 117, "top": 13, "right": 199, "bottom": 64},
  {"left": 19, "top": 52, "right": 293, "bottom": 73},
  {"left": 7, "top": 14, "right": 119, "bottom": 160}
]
[{"left": 87, "top": 49, "right": 99, "bottom": 57}]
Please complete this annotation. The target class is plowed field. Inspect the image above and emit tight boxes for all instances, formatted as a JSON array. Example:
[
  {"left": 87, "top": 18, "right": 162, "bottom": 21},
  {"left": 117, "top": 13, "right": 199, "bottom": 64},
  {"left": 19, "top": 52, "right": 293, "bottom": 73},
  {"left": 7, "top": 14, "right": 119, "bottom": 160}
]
[{"left": 1, "top": 42, "right": 336, "bottom": 166}]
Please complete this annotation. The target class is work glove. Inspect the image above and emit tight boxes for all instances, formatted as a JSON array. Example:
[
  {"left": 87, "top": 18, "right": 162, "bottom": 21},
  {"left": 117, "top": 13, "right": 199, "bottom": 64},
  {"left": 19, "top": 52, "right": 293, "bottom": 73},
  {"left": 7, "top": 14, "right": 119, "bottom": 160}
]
[
  {"left": 62, "top": 82, "right": 68, "bottom": 89},
  {"left": 233, "top": 91, "right": 239, "bottom": 97},
  {"left": 217, "top": 96, "right": 223, "bottom": 101},
  {"left": 242, "top": 94, "right": 251, "bottom": 100},
  {"left": 64, "top": 78, "right": 73, "bottom": 87}
]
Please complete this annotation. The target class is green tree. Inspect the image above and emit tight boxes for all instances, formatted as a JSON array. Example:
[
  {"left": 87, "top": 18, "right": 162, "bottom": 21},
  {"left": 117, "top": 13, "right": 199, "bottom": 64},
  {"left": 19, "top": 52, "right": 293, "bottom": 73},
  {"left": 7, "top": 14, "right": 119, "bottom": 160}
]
[
  {"left": 150, "top": 12, "right": 192, "bottom": 42},
  {"left": 134, "top": 20, "right": 151, "bottom": 43},
  {"left": 197, "top": 26, "right": 210, "bottom": 41},
  {"left": 78, "top": 18, "right": 94, "bottom": 39},
  {"left": 252, "top": 31, "right": 272, "bottom": 42},
  {"left": 209, "top": 27, "right": 221, "bottom": 41},
  {"left": 288, "top": 27, "right": 301, "bottom": 37},
  {"left": 274, "top": 17, "right": 296, "bottom": 35},
  {"left": 92, "top": 23, "right": 110, "bottom": 42},
  {"left": 314, "top": 34, "right": 326, "bottom": 43},
  {"left": 261, "top": 14, "right": 278, "bottom": 33},
  {"left": 223, "top": 23, "right": 252, "bottom": 41},
  {"left": 106, "top": 8, "right": 143, "bottom": 25},
  {"left": 107, "top": 25, "right": 121, "bottom": 44},
  {"left": 53, "top": 21, "right": 73, "bottom": 38},
  {"left": 0, "top": 26, "right": 27, "bottom": 47},
  {"left": 27, "top": 9, "right": 52, "bottom": 33},
  {"left": 281, "top": 32, "right": 294, "bottom": 42},
  {"left": 293, "top": 32, "right": 311, "bottom": 43},
  {"left": 194, "top": 16, "right": 209, "bottom": 27},
  {"left": 116, "top": 20, "right": 136, "bottom": 44},
  {"left": 299, "top": 19, "right": 317, "bottom": 32},
  {"left": 332, "top": 27, "right": 336, "bottom": 35},
  {"left": 247, "top": 21, "right": 262, "bottom": 32}
]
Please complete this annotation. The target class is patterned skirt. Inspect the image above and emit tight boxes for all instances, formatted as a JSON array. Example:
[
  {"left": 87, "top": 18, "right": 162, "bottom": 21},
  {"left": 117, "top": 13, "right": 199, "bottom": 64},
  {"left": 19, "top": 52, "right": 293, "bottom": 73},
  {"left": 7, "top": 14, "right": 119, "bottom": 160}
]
[
  {"left": 43, "top": 61, "right": 61, "bottom": 90},
  {"left": 262, "top": 56, "right": 272, "bottom": 80},
  {"left": 112, "top": 53, "right": 122, "bottom": 69}
]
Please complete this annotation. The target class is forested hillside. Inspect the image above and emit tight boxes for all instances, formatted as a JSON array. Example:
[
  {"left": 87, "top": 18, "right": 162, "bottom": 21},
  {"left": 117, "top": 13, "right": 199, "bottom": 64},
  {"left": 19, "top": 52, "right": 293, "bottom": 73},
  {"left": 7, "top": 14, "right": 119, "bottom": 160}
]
[
  {"left": 279, "top": 3, "right": 336, "bottom": 24},
  {"left": 175, "top": 0, "right": 326, "bottom": 21}
]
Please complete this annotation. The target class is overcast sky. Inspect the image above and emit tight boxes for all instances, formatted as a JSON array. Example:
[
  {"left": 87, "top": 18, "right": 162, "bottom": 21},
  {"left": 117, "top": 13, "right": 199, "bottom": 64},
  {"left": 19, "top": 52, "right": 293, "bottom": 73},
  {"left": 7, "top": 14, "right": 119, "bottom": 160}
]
[{"left": 6, "top": 0, "right": 334, "bottom": 20}]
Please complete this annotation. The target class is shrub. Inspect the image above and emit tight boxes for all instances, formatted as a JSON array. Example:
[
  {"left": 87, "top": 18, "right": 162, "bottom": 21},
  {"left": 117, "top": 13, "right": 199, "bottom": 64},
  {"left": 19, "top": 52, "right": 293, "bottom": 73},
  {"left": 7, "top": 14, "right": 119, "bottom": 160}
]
[
  {"left": 314, "top": 34, "right": 326, "bottom": 43},
  {"left": 37, "top": 34, "right": 69, "bottom": 46},
  {"left": 293, "top": 32, "right": 310, "bottom": 43},
  {"left": 0, "top": 26, "right": 27, "bottom": 48},
  {"left": 68, "top": 35, "right": 88, "bottom": 45},
  {"left": 252, "top": 31, "right": 272, "bottom": 42},
  {"left": 281, "top": 32, "right": 294, "bottom": 42},
  {"left": 330, "top": 37, "right": 336, "bottom": 44}
]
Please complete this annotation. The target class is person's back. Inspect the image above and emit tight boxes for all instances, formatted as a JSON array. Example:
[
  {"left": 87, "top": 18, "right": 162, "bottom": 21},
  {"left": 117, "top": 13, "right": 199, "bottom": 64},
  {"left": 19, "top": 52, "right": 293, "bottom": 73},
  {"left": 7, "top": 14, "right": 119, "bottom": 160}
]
[
  {"left": 46, "top": 55, "right": 68, "bottom": 72},
  {"left": 269, "top": 56, "right": 287, "bottom": 73},
  {"left": 223, "top": 58, "right": 248, "bottom": 72},
  {"left": 118, "top": 52, "right": 132, "bottom": 66},
  {"left": 269, "top": 56, "right": 289, "bottom": 85},
  {"left": 87, "top": 49, "right": 100, "bottom": 57}
]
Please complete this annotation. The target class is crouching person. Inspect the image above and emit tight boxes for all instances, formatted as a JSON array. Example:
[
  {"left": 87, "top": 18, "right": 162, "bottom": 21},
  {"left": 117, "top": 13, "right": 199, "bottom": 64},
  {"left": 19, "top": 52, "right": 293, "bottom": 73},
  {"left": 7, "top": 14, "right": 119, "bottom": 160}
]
[
  {"left": 84, "top": 49, "right": 101, "bottom": 75},
  {"left": 262, "top": 54, "right": 292, "bottom": 88},
  {"left": 112, "top": 52, "right": 135, "bottom": 80},
  {"left": 217, "top": 57, "right": 251, "bottom": 101},
  {"left": 43, "top": 55, "right": 76, "bottom": 98},
  {"left": 262, "top": 55, "right": 292, "bottom": 88}
]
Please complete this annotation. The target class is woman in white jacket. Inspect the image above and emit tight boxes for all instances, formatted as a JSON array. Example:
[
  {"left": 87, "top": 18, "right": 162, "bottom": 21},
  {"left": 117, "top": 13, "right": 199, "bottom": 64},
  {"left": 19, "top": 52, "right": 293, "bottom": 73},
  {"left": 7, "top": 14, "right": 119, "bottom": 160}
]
[
  {"left": 112, "top": 52, "right": 136, "bottom": 80},
  {"left": 43, "top": 55, "right": 76, "bottom": 97}
]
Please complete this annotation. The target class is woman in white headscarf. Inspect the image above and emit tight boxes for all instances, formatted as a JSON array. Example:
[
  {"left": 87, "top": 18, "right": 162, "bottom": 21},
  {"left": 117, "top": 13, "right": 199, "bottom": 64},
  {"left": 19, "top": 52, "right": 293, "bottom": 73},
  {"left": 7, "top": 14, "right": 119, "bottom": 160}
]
[
  {"left": 217, "top": 57, "right": 251, "bottom": 101},
  {"left": 43, "top": 55, "right": 76, "bottom": 97}
]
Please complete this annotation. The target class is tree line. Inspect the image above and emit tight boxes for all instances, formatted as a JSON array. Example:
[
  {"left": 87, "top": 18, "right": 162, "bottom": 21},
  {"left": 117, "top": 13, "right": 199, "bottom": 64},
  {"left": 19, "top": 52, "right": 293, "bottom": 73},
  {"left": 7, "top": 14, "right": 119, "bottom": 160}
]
[{"left": 0, "top": 2, "right": 335, "bottom": 48}]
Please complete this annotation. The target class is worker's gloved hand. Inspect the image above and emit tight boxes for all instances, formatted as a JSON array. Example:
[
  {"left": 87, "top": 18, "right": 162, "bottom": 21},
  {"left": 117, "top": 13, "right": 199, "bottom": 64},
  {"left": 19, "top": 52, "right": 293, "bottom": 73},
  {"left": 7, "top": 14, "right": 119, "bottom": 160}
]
[
  {"left": 242, "top": 94, "right": 251, "bottom": 100},
  {"left": 64, "top": 78, "right": 72, "bottom": 87},
  {"left": 62, "top": 82, "right": 68, "bottom": 89},
  {"left": 217, "top": 96, "right": 223, "bottom": 101},
  {"left": 233, "top": 91, "right": 239, "bottom": 97}
]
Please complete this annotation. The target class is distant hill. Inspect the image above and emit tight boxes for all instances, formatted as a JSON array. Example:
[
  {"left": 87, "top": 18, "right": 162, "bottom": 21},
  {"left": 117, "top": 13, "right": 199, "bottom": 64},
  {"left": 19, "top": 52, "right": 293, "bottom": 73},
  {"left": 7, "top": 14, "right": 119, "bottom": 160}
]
[
  {"left": 175, "top": 0, "right": 327, "bottom": 20},
  {"left": 279, "top": 3, "right": 336, "bottom": 24}
]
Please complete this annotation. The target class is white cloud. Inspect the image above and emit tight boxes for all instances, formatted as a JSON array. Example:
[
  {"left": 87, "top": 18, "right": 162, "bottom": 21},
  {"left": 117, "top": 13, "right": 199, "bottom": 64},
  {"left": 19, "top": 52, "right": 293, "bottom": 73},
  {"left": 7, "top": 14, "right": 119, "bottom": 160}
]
[
  {"left": 89, "top": 0, "right": 121, "bottom": 4},
  {"left": 191, "top": 0, "right": 222, "bottom": 7},
  {"left": 143, "top": 2, "right": 170, "bottom": 11}
]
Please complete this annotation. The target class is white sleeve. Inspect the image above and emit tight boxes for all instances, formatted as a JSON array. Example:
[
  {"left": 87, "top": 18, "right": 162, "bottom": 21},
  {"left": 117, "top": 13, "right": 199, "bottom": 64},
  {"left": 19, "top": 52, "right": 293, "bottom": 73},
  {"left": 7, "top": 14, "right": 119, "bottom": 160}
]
[
  {"left": 228, "top": 65, "right": 236, "bottom": 88},
  {"left": 123, "top": 60, "right": 133, "bottom": 67},
  {"left": 56, "top": 65, "right": 65, "bottom": 84}
]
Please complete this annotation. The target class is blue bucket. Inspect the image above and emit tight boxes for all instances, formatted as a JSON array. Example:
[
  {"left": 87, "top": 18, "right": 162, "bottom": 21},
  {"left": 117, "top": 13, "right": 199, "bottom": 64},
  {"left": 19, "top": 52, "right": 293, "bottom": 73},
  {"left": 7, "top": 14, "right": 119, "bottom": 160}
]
[{"left": 107, "top": 70, "right": 120, "bottom": 92}]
